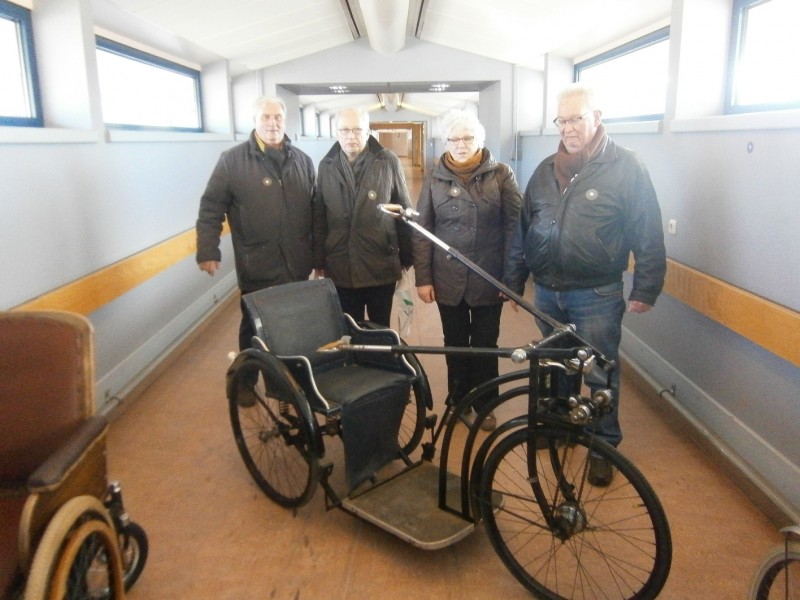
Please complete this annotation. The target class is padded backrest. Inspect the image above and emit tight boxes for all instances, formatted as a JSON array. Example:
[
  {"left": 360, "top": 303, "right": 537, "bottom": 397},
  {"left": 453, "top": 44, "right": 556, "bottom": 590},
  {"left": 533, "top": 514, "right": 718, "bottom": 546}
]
[
  {"left": 0, "top": 311, "right": 95, "bottom": 483},
  {"left": 242, "top": 278, "right": 348, "bottom": 369}
]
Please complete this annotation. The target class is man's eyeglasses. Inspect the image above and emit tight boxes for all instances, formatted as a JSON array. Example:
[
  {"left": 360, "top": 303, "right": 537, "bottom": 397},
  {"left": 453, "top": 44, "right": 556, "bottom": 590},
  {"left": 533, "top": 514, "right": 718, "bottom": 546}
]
[
  {"left": 553, "top": 114, "right": 589, "bottom": 129},
  {"left": 338, "top": 128, "right": 364, "bottom": 137},
  {"left": 447, "top": 136, "right": 475, "bottom": 146}
]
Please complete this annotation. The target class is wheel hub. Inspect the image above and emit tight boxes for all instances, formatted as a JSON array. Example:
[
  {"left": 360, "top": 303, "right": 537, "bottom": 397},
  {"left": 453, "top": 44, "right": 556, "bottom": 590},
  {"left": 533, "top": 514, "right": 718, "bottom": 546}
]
[{"left": 553, "top": 501, "right": 586, "bottom": 539}]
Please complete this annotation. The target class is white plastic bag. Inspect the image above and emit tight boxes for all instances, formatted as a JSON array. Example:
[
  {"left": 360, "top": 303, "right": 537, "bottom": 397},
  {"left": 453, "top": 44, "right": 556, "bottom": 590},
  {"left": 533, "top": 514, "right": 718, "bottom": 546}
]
[{"left": 394, "top": 268, "right": 415, "bottom": 339}]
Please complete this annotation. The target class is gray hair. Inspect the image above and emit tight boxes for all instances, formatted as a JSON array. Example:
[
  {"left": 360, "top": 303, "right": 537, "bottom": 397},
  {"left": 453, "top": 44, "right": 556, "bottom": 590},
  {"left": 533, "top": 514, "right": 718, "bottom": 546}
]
[
  {"left": 252, "top": 95, "right": 287, "bottom": 119},
  {"left": 440, "top": 109, "right": 486, "bottom": 148},
  {"left": 557, "top": 83, "right": 600, "bottom": 112},
  {"left": 335, "top": 107, "right": 371, "bottom": 130}
]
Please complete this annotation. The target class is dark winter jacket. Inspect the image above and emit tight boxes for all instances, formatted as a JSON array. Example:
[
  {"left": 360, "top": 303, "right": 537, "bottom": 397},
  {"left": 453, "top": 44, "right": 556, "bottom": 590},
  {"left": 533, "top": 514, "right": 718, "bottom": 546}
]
[
  {"left": 314, "top": 136, "right": 412, "bottom": 288},
  {"left": 196, "top": 132, "right": 317, "bottom": 293},
  {"left": 505, "top": 137, "right": 666, "bottom": 305},
  {"left": 413, "top": 150, "right": 522, "bottom": 306}
]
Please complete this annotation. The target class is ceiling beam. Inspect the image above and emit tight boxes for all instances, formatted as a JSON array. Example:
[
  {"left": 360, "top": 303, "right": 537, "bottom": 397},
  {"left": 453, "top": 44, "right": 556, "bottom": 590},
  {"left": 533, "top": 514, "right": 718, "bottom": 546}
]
[{"left": 339, "top": 0, "right": 363, "bottom": 39}]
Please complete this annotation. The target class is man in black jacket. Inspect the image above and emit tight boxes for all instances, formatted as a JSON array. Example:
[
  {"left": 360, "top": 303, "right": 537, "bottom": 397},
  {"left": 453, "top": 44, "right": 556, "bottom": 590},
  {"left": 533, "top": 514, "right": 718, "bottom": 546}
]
[
  {"left": 313, "top": 107, "right": 412, "bottom": 326},
  {"left": 196, "top": 96, "right": 317, "bottom": 351},
  {"left": 505, "top": 83, "right": 666, "bottom": 485}
]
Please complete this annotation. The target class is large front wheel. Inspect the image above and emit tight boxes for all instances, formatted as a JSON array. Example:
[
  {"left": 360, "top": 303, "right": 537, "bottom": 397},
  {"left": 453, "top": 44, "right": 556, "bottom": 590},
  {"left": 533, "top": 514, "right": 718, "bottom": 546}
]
[{"left": 479, "top": 427, "right": 672, "bottom": 600}]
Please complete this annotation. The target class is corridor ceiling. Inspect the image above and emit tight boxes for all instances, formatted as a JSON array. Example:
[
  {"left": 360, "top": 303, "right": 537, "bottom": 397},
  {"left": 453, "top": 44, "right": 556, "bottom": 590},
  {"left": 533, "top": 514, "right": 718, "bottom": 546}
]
[{"left": 100, "top": 0, "right": 671, "bottom": 117}]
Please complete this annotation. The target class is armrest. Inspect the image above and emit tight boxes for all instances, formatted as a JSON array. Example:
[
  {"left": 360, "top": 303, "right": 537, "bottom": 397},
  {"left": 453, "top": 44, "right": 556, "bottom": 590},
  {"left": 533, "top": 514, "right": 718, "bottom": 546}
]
[
  {"left": 27, "top": 415, "right": 108, "bottom": 492},
  {"left": 346, "top": 324, "right": 413, "bottom": 374},
  {"left": 347, "top": 324, "right": 401, "bottom": 347}
]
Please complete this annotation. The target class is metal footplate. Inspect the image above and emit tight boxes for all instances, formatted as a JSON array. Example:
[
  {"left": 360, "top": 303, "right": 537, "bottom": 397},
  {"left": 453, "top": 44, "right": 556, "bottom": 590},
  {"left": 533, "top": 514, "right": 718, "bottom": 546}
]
[{"left": 340, "top": 461, "right": 474, "bottom": 550}]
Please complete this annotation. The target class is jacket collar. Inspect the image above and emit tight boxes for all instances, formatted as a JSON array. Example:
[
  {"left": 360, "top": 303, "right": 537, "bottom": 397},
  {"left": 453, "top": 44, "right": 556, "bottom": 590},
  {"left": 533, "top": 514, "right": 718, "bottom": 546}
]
[{"left": 248, "top": 131, "right": 294, "bottom": 156}]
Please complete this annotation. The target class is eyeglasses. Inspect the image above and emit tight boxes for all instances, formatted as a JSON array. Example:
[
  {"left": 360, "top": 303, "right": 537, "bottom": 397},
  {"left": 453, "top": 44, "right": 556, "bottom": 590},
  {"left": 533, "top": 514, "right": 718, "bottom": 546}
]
[
  {"left": 338, "top": 128, "right": 364, "bottom": 137},
  {"left": 447, "top": 136, "right": 475, "bottom": 146},
  {"left": 553, "top": 113, "right": 590, "bottom": 129}
]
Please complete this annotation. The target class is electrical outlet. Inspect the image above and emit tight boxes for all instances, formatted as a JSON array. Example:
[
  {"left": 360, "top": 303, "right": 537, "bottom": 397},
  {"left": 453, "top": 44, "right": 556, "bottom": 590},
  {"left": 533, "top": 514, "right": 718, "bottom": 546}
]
[{"left": 668, "top": 219, "right": 677, "bottom": 235}]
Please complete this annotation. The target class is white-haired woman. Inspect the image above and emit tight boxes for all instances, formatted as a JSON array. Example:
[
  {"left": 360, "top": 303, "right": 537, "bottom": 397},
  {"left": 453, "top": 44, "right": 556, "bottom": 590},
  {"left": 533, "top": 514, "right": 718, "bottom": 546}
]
[{"left": 412, "top": 109, "right": 521, "bottom": 431}]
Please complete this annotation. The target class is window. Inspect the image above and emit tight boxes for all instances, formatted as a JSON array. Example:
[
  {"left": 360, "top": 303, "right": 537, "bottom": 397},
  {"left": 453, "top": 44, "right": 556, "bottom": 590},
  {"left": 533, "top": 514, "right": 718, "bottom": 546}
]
[
  {"left": 96, "top": 37, "right": 202, "bottom": 131},
  {"left": 727, "top": 0, "right": 800, "bottom": 113},
  {"left": 575, "top": 27, "right": 670, "bottom": 123},
  {"left": 0, "top": 0, "right": 42, "bottom": 127}
]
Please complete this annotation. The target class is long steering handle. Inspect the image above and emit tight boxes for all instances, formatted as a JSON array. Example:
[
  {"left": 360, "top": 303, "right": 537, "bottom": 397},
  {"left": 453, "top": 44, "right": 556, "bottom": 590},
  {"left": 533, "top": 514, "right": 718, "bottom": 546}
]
[{"left": 380, "top": 204, "right": 615, "bottom": 371}]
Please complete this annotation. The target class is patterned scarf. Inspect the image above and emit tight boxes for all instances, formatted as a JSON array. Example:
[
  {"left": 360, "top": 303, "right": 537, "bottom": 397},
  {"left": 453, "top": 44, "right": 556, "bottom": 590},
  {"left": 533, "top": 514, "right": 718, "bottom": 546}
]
[{"left": 554, "top": 123, "right": 607, "bottom": 193}]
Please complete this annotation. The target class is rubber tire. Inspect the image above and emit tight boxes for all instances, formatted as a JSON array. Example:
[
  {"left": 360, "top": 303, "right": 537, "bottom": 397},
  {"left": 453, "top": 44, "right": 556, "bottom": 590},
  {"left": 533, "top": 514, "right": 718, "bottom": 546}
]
[
  {"left": 479, "top": 427, "right": 672, "bottom": 600},
  {"left": 229, "top": 352, "right": 320, "bottom": 508},
  {"left": 749, "top": 540, "right": 800, "bottom": 600},
  {"left": 24, "top": 496, "right": 121, "bottom": 600}
]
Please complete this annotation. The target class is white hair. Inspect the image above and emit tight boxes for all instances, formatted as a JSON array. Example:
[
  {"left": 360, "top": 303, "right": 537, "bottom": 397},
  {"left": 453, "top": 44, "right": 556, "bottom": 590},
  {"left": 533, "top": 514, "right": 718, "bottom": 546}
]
[
  {"left": 335, "top": 107, "right": 370, "bottom": 130},
  {"left": 557, "top": 83, "right": 600, "bottom": 112},
  {"left": 252, "top": 95, "right": 287, "bottom": 119},
  {"left": 440, "top": 109, "right": 486, "bottom": 148}
]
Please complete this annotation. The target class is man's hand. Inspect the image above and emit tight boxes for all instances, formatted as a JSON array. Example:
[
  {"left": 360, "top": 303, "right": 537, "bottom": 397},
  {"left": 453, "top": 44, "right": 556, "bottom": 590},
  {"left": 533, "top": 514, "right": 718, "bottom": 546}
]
[
  {"left": 628, "top": 301, "right": 653, "bottom": 314},
  {"left": 198, "top": 261, "right": 220, "bottom": 276}
]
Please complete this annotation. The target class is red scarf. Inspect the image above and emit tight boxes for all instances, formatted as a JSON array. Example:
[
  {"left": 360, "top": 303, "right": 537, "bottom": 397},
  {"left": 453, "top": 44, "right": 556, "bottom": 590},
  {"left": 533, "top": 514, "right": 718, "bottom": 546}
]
[{"left": 554, "top": 123, "right": 607, "bottom": 193}]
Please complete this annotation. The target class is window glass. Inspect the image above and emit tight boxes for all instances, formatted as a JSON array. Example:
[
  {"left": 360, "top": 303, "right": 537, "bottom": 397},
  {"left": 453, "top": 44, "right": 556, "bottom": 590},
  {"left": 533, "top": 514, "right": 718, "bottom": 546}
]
[
  {"left": 728, "top": 0, "right": 800, "bottom": 111},
  {"left": 575, "top": 28, "right": 669, "bottom": 122},
  {"left": 96, "top": 37, "right": 202, "bottom": 130},
  {"left": 0, "top": 1, "right": 41, "bottom": 126}
]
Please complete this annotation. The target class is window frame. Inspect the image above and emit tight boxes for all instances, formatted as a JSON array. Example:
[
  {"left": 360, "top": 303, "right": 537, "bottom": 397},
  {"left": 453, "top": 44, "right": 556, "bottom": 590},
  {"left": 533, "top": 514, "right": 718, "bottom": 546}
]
[
  {"left": 574, "top": 26, "right": 670, "bottom": 124},
  {"left": 96, "top": 35, "right": 203, "bottom": 132},
  {"left": 725, "top": 0, "right": 800, "bottom": 114},
  {"left": 0, "top": 0, "right": 43, "bottom": 127}
]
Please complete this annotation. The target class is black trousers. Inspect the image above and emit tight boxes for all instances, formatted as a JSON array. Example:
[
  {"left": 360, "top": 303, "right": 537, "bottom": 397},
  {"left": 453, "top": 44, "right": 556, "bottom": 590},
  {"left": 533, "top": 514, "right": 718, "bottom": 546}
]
[
  {"left": 238, "top": 296, "right": 256, "bottom": 351},
  {"left": 335, "top": 282, "right": 396, "bottom": 327},
  {"left": 437, "top": 301, "right": 503, "bottom": 411}
]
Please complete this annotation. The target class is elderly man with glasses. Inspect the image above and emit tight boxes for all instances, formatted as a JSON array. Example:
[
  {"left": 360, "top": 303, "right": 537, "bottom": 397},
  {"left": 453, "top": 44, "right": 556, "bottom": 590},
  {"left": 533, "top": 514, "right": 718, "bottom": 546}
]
[
  {"left": 313, "top": 107, "right": 413, "bottom": 326},
  {"left": 505, "top": 83, "right": 666, "bottom": 486}
]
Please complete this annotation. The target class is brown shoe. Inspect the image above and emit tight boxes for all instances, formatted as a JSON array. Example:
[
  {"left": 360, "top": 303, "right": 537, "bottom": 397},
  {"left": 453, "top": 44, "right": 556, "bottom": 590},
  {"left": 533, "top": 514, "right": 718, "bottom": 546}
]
[{"left": 587, "top": 454, "right": 614, "bottom": 487}]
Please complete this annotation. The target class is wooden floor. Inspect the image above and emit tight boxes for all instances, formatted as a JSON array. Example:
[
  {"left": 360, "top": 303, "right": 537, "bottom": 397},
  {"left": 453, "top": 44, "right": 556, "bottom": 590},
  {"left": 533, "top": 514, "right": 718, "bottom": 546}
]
[{"left": 107, "top": 160, "right": 781, "bottom": 599}]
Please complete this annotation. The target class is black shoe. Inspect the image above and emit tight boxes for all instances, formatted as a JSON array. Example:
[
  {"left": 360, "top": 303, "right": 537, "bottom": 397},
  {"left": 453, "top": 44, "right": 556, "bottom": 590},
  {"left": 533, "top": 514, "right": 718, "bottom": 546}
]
[
  {"left": 236, "top": 382, "right": 258, "bottom": 407},
  {"left": 587, "top": 454, "right": 614, "bottom": 487}
]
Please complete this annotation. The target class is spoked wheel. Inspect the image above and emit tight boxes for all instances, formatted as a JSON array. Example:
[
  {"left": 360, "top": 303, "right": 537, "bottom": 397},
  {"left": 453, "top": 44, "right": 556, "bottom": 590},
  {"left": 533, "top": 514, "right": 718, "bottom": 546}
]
[
  {"left": 398, "top": 351, "right": 430, "bottom": 457},
  {"left": 750, "top": 541, "right": 800, "bottom": 600},
  {"left": 358, "top": 323, "right": 430, "bottom": 458},
  {"left": 24, "top": 496, "right": 125, "bottom": 600},
  {"left": 479, "top": 427, "right": 672, "bottom": 600},
  {"left": 228, "top": 352, "right": 320, "bottom": 508},
  {"left": 117, "top": 521, "right": 148, "bottom": 592}
]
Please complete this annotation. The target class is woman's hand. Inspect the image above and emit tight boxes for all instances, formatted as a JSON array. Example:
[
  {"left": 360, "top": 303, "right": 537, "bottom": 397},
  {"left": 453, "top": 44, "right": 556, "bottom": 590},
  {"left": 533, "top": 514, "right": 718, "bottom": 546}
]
[{"left": 416, "top": 285, "right": 435, "bottom": 304}]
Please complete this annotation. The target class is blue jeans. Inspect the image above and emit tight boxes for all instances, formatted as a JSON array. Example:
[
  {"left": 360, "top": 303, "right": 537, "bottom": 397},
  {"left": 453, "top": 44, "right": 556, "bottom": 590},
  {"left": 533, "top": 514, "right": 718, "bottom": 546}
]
[{"left": 534, "top": 282, "right": 626, "bottom": 446}]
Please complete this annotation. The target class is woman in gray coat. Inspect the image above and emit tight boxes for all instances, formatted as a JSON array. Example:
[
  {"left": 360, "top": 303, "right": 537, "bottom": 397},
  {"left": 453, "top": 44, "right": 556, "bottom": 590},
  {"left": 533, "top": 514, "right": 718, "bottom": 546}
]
[{"left": 413, "top": 110, "right": 521, "bottom": 431}]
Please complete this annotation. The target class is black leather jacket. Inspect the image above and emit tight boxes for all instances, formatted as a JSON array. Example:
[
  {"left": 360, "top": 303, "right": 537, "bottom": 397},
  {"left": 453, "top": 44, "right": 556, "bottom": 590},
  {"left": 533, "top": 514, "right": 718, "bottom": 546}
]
[
  {"left": 505, "top": 137, "right": 666, "bottom": 305},
  {"left": 196, "top": 132, "right": 317, "bottom": 293}
]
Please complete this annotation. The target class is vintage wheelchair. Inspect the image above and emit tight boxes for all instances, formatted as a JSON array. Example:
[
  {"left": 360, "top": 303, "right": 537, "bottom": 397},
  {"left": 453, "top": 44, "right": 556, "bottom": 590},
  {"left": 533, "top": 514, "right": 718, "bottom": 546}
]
[
  {"left": 0, "top": 311, "right": 147, "bottom": 600},
  {"left": 226, "top": 207, "right": 673, "bottom": 600}
]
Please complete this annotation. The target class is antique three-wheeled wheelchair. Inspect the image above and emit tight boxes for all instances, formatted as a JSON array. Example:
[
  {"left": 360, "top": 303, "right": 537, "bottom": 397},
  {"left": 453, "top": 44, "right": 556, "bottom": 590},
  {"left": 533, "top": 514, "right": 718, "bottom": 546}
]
[
  {"left": 226, "top": 206, "right": 672, "bottom": 600},
  {"left": 0, "top": 311, "right": 147, "bottom": 600}
]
